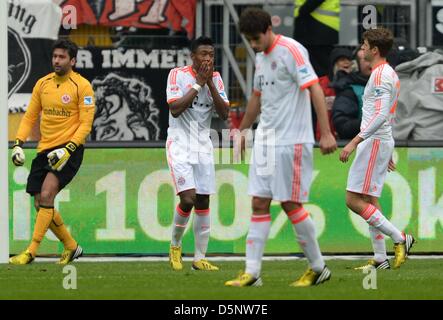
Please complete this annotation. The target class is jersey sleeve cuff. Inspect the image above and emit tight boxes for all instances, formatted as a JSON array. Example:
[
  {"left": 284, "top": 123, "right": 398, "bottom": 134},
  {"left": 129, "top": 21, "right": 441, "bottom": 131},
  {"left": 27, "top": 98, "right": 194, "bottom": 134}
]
[
  {"left": 357, "top": 133, "right": 366, "bottom": 140},
  {"left": 167, "top": 98, "right": 180, "bottom": 104},
  {"left": 300, "top": 78, "right": 319, "bottom": 90}
]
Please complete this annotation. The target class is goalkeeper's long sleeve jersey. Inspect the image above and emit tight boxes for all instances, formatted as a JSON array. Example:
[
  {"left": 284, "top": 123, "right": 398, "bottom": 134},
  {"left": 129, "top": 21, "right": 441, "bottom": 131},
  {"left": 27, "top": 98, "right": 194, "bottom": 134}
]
[{"left": 16, "top": 70, "right": 95, "bottom": 152}]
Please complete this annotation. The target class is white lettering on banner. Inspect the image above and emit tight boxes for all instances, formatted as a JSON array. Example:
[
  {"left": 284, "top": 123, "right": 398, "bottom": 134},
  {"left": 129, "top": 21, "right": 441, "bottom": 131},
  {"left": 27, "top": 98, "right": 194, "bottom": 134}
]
[
  {"left": 8, "top": 0, "right": 62, "bottom": 40},
  {"left": 10, "top": 161, "right": 442, "bottom": 245},
  {"left": 386, "top": 172, "right": 413, "bottom": 231},
  {"left": 419, "top": 167, "right": 443, "bottom": 238},
  {"left": 140, "top": 0, "right": 168, "bottom": 24},
  {"left": 137, "top": 170, "right": 184, "bottom": 241},
  {"left": 96, "top": 171, "right": 135, "bottom": 240},
  {"left": 111, "top": 49, "right": 136, "bottom": 68},
  {"left": 46, "top": 190, "right": 71, "bottom": 241},
  {"left": 76, "top": 50, "right": 94, "bottom": 69},
  {"left": 160, "top": 50, "right": 176, "bottom": 69},
  {"left": 269, "top": 171, "right": 325, "bottom": 239},
  {"left": 8, "top": 1, "right": 37, "bottom": 35},
  {"left": 12, "top": 166, "right": 72, "bottom": 241},
  {"left": 100, "top": 49, "right": 191, "bottom": 69},
  {"left": 102, "top": 50, "right": 112, "bottom": 68},
  {"left": 12, "top": 167, "right": 30, "bottom": 240},
  {"left": 108, "top": 0, "right": 138, "bottom": 21},
  {"left": 135, "top": 49, "right": 160, "bottom": 68},
  {"left": 137, "top": 169, "right": 322, "bottom": 242},
  {"left": 349, "top": 171, "right": 412, "bottom": 237},
  {"left": 210, "top": 170, "right": 250, "bottom": 240}
]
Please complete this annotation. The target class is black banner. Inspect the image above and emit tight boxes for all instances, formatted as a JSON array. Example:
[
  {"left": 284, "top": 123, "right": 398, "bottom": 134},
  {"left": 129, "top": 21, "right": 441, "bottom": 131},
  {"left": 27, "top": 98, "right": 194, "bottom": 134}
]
[
  {"left": 76, "top": 47, "right": 191, "bottom": 141},
  {"left": 8, "top": 28, "right": 53, "bottom": 100}
]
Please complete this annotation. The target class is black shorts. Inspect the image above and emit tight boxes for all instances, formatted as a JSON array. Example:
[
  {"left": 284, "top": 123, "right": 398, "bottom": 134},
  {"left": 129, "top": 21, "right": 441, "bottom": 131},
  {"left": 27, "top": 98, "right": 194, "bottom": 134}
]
[{"left": 26, "top": 145, "right": 84, "bottom": 195}]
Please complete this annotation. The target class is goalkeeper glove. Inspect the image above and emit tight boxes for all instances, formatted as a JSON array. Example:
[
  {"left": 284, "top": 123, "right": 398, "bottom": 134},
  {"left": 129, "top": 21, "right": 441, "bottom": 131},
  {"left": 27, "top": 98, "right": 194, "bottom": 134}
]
[
  {"left": 47, "top": 141, "right": 77, "bottom": 171},
  {"left": 11, "top": 139, "right": 25, "bottom": 166}
]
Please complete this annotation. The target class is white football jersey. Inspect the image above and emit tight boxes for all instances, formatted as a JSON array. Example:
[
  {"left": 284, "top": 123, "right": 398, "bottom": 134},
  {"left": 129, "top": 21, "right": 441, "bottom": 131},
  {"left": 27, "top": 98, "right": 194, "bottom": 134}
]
[
  {"left": 359, "top": 62, "right": 400, "bottom": 141},
  {"left": 253, "top": 35, "right": 318, "bottom": 146},
  {"left": 166, "top": 66, "right": 229, "bottom": 151}
]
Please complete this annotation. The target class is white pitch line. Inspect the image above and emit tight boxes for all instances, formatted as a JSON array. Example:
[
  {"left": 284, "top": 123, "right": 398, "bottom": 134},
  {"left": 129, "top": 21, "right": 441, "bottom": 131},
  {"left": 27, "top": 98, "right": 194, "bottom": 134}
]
[{"left": 32, "top": 255, "right": 443, "bottom": 263}]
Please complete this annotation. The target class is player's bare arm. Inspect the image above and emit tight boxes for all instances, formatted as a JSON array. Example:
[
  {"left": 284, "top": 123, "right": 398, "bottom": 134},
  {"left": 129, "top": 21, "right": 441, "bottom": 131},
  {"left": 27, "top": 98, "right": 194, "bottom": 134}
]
[
  {"left": 207, "top": 62, "right": 229, "bottom": 120},
  {"left": 168, "top": 62, "right": 210, "bottom": 118},
  {"left": 339, "top": 135, "right": 363, "bottom": 162},
  {"left": 239, "top": 93, "right": 261, "bottom": 132},
  {"left": 309, "top": 82, "right": 337, "bottom": 155},
  {"left": 233, "top": 93, "right": 261, "bottom": 161}
]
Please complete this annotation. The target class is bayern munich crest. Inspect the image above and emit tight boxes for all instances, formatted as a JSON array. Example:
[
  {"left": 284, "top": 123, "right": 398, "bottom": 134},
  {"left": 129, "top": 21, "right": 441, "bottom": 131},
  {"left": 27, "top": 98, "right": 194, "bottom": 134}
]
[
  {"left": 177, "top": 177, "right": 186, "bottom": 186},
  {"left": 271, "top": 61, "right": 277, "bottom": 70}
]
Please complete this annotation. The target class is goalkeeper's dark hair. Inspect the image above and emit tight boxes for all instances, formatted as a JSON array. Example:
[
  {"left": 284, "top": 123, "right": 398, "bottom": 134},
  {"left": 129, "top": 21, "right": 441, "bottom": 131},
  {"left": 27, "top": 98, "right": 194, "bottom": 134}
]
[
  {"left": 190, "top": 36, "right": 214, "bottom": 53},
  {"left": 239, "top": 7, "right": 272, "bottom": 35},
  {"left": 52, "top": 39, "right": 78, "bottom": 60}
]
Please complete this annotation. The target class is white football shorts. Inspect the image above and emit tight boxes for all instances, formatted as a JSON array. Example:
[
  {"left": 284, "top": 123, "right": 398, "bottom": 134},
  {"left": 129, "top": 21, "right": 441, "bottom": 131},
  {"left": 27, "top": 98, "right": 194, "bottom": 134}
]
[
  {"left": 248, "top": 143, "right": 313, "bottom": 203},
  {"left": 347, "top": 138, "right": 394, "bottom": 197},
  {"left": 166, "top": 139, "right": 215, "bottom": 195}
]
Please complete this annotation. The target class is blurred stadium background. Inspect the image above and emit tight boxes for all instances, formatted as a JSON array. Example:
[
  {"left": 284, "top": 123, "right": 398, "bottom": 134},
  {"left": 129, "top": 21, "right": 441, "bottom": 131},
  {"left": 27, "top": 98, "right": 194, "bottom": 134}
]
[{"left": 1, "top": 0, "right": 443, "bottom": 300}]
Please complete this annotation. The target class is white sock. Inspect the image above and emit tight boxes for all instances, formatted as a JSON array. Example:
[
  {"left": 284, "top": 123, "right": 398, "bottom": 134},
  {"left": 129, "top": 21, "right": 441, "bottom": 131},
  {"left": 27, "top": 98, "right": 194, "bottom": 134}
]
[
  {"left": 171, "top": 205, "right": 191, "bottom": 247},
  {"left": 369, "top": 225, "right": 387, "bottom": 262},
  {"left": 288, "top": 207, "right": 325, "bottom": 273},
  {"left": 193, "top": 209, "right": 211, "bottom": 261},
  {"left": 245, "top": 213, "right": 271, "bottom": 278},
  {"left": 361, "top": 204, "right": 404, "bottom": 243}
]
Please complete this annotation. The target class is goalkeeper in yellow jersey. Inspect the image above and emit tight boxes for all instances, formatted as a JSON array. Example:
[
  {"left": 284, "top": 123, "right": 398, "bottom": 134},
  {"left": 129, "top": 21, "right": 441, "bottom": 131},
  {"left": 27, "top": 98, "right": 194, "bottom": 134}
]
[{"left": 9, "top": 39, "right": 95, "bottom": 265}]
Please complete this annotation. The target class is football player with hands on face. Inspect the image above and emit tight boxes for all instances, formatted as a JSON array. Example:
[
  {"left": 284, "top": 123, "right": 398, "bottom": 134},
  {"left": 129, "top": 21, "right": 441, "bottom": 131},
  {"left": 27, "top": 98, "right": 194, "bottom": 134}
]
[{"left": 166, "top": 36, "right": 229, "bottom": 272}]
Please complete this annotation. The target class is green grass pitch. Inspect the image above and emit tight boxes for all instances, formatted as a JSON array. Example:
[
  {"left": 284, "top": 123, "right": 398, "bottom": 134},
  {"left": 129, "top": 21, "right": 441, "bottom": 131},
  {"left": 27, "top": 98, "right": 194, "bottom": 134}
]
[{"left": 0, "top": 259, "right": 442, "bottom": 300}]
